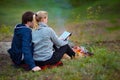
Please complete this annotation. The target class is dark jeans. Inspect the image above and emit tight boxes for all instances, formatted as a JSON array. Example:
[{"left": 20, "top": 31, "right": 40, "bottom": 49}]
[{"left": 35, "top": 44, "right": 75, "bottom": 66}]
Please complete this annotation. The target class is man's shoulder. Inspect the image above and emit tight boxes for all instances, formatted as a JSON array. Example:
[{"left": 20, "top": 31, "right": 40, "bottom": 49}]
[
  {"left": 14, "top": 25, "right": 31, "bottom": 37},
  {"left": 15, "top": 24, "right": 31, "bottom": 31}
]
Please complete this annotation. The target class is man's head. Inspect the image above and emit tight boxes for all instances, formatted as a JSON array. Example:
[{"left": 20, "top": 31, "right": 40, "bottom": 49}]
[{"left": 22, "top": 11, "right": 34, "bottom": 28}]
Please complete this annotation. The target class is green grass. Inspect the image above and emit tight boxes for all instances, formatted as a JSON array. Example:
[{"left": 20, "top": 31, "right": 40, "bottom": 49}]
[
  {"left": 0, "top": 0, "right": 120, "bottom": 25},
  {"left": 0, "top": 46, "right": 120, "bottom": 80},
  {"left": 0, "top": 25, "right": 13, "bottom": 41},
  {"left": 105, "top": 26, "right": 120, "bottom": 32}
]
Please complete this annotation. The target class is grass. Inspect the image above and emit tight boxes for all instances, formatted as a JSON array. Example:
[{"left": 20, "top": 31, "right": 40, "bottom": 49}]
[
  {"left": 105, "top": 26, "right": 120, "bottom": 32},
  {"left": 0, "top": 46, "right": 120, "bottom": 80},
  {"left": 0, "top": 25, "right": 13, "bottom": 41},
  {"left": 0, "top": 0, "right": 120, "bottom": 25}
]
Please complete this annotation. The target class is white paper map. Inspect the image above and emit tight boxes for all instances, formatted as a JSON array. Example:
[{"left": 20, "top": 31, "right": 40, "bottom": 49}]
[{"left": 59, "top": 31, "right": 72, "bottom": 40}]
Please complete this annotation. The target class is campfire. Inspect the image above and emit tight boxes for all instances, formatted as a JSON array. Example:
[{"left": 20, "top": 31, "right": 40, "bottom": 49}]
[{"left": 63, "top": 46, "right": 94, "bottom": 59}]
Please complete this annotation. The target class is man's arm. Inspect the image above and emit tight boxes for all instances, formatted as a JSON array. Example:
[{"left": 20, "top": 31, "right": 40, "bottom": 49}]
[{"left": 21, "top": 28, "right": 39, "bottom": 70}]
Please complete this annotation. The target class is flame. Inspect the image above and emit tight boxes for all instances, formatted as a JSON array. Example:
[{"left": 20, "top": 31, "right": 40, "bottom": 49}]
[{"left": 72, "top": 46, "right": 85, "bottom": 57}]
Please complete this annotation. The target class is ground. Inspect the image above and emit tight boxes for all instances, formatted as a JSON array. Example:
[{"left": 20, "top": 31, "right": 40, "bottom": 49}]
[
  {"left": 0, "top": 20, "right": 120, "bottom": 80},
  {"left": 0, "top": 41, "right": 120, "bottom": 80}
]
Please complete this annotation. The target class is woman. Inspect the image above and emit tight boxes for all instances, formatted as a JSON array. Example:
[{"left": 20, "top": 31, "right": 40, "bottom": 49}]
[{"left": 32, "top": 11, "right": 75, "bottom": 68}]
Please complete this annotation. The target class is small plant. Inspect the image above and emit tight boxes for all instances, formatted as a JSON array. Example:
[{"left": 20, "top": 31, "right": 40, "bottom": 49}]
[
  {"left": 87, "top": 6, "right": 102, "bottom": 20},
  {"left": 75, "top": 14, "right": 81, "bottom": 23},
  {"left": 0, "top": 25, "right": 13, "bottom": 41}
]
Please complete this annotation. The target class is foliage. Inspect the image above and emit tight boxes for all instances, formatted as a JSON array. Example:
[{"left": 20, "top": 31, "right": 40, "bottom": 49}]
[
  {"left": 0, "top": 25, "right": 13, "bottom": 41},
  {"left": 87, "top": 6, "right": 102, "bottom": 20},
  {"left": 0, "top": 0, "right": 120, "bottom": 25}
]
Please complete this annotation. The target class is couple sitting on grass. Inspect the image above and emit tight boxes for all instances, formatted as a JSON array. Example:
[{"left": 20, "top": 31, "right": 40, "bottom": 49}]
[{"left": 8, "top": 11, "right": 76, "bottom": 72}]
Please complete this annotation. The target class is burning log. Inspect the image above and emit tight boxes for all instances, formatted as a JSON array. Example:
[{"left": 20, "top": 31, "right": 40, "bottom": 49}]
[
  {"left": 63, "top": 46, "right": 93, "bottom": 59},
  {"left": 72, "top": 46, "right": 93, "bottom": 58}
]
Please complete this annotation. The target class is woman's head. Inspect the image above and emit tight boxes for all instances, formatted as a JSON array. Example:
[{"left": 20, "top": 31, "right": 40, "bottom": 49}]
[
  {"left": 33, "top": 11, "right": 48, "bottom": 29},
  {"left": 36, "top": 11, "right": 48, "bottom": 23}
]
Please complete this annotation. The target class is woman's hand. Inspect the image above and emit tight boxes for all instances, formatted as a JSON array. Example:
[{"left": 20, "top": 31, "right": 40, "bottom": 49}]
[{"left": 32, "top": 66, "right": 41, "bottom": 71}]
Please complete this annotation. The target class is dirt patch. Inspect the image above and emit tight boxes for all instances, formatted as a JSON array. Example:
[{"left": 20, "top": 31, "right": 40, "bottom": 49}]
[
  {"left": 66, "top": 20, "right": 120, "bottom": 44},
  {"left": 0, "top": 54, "right": 11, "bottom": 71},
  {"left": 0, "top": 42, "right": 11, "bottom": 54}
]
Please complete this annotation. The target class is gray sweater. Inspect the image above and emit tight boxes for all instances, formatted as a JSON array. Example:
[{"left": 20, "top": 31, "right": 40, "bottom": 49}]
[{"left": 32, "top": 22, "right": 67, "bottom": 61}]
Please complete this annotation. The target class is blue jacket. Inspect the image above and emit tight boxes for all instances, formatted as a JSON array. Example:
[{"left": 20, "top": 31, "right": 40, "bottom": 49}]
[{"left": 8, "top": 24, "right": 35, "bottom": 69}]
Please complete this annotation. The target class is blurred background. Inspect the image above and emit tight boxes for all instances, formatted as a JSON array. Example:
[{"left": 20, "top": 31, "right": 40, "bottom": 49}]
[{"left": 0, "top": 0, "right": 120, "bottom": 44}]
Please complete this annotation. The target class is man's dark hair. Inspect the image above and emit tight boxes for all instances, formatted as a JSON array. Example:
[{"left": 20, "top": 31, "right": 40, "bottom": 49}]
[{"left": 22, "top": 11, "right": 34, "bottom": 24}]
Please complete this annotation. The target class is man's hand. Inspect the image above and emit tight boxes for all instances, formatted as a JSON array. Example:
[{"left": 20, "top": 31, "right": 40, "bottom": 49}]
[{"left": 32, "top": 66, "right": 41, "bottom": 71}]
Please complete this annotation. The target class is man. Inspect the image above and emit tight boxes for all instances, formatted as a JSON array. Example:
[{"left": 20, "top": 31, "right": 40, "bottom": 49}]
[{"left": 8, "top": 11, "right": 41, "bottom": 71}]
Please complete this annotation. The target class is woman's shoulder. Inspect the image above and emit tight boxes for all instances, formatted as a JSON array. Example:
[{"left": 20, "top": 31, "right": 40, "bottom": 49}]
[{"left": 43, "top": 26, "right": 53, "bottom": 31}]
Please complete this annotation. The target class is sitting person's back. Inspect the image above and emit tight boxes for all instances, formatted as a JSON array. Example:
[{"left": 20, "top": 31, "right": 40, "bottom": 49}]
[
  {"left": 8, "top": 11, "right": 41, "bottom": 71},
  {"left": 32, "top": 22, "right": 67, "bottom": 61},
  {"left": 32, "top": 11, "right": 75, "bottom": 68}
]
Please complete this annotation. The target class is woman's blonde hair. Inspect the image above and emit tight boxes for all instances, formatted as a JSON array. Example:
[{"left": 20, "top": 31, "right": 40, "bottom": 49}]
[{"left": 33, "top": 11, "right": 48, "bottom": 29}]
